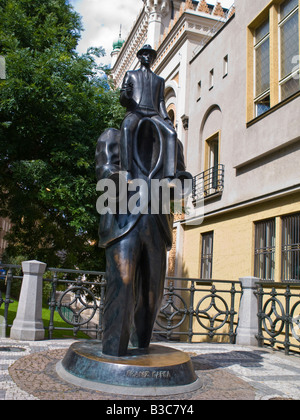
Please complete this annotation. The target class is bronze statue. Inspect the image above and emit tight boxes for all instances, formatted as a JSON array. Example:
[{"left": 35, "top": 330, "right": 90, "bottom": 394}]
[
  {"left": 120, "top": 45, "right": 177, "bottom": 182},
  {"left": 96, "top": 45, "right": 191, "bottom": 357}
]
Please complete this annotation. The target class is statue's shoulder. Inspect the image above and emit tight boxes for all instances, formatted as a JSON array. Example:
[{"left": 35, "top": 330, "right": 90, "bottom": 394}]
[
  {"left": 125, "top": 69, "right": 140, "bottom": 77},
  {"left": 151, "top": 71, "right": 164, "bottom": 83}
]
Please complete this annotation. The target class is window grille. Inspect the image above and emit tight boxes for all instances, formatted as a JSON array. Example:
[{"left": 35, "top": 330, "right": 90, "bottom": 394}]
[
  {"left": 200, "top": 232, "right": 214, "bottom": 280},
  {"left": 254, "top": 219, "right": 275, "bottom": 280},
  {"left": 282, "top": 213, "right": 300, "bottom": 281}
]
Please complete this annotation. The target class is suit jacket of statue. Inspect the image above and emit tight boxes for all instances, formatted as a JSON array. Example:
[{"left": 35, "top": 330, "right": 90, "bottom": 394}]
[
  {"left": 95, "top": 128, "right": 187, "bottom": 251},
  {"left": 119, "top": 68, "right": 170, "bottom": 120}
]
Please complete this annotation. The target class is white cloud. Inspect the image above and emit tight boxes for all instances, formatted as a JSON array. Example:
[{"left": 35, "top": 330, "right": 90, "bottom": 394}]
[
  {"left": 69, "top": 0, "right": 235, "bottom": 66},
  {"left": 70, "top": 0, "right": 143, "bottom": 65}
]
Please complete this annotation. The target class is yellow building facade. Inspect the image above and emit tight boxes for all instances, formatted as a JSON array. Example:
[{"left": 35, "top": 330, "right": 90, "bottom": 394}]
[{"left": 183, "top": 192, "right": 300, "bottom": 282}]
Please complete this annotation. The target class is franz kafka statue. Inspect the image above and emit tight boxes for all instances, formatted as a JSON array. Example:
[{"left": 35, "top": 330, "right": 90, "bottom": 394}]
[{"left": 95, "top": 45, "right": 192, "bottom": 357}]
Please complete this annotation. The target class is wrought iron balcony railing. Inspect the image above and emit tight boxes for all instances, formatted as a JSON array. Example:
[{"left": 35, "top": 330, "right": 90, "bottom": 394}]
[{"left": 192, "top": 164, "right": 225, "bottom": 202}]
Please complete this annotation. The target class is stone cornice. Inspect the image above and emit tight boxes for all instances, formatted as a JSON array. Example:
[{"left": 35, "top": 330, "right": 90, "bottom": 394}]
[
  {"left": 111, "top": 2, "right": 233, "bottom": 85},
  {"left": 152, "top": 9, "right": 226, "bottom": 73}
]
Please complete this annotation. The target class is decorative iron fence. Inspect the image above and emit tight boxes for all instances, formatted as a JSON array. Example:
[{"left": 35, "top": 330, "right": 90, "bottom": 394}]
[
  {"left": 2, "top": 262, "right": 300, "bottom": 355},
  {"left": 0, "top": 264, "right": 241, "bottom": 343},
  {"left": 0, "top": 264, "right": 22, "bottom": 333},
  {"left": 256, "top": 281, "right": 300, "bottom": 355},
  {"left": 153, "top": 277, "right": 242, "bottom": 343},
  {"left": 44, "top": 268, "right": 106, "bottom": 339}
]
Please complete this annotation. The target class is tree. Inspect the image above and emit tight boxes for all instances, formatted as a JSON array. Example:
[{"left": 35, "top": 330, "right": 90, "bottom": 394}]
[{"left": 0, "top": 0, "right": 125, "bottom": 269}]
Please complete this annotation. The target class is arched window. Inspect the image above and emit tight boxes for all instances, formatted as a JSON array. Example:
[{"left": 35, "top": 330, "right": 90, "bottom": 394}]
[{"left": 164, "top": 84, "right": 177, "bottom": 127}]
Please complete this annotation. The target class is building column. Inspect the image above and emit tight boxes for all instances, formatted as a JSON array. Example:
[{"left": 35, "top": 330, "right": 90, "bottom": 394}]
[
  {"left": 10, "top": 260, "right": 46, "bottom": 341},
  {"left": 144, "top": 0, "right": 170, "bottom": 47},
  {"left": 236, "top": 277, "right": 260, "bottom": 346}
]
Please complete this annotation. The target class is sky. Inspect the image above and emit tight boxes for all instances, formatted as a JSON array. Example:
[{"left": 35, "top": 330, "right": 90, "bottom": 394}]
[{"left": 69, "top": 0, "right": 235, "bottom": 66}]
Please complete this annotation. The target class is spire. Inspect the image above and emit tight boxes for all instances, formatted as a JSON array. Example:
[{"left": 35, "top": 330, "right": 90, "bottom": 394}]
[
  {"left": 111, "top": 25, "right": 125, "bottom": 68},
  {"left": 112, "top": 25, "right": 125, "bottom": 51}
]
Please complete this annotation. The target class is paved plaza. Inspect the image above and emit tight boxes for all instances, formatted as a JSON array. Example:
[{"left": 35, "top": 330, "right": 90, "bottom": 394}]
[{"left": 0, "top": 338, "right": 300, "bottom": 400}]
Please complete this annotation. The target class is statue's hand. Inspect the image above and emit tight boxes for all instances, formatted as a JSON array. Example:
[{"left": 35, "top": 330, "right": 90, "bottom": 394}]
[{"left": 123, "top": 82, "right": 133, "bottom": 97}]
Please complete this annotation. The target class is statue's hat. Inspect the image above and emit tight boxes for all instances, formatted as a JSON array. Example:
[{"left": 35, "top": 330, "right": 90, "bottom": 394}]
[{"left": 137, "top": 44, "right": 157, "bottom": 59}]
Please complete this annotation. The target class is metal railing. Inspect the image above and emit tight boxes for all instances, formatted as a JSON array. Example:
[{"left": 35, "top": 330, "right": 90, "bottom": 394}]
[
  {"left": 0, "top": 264, "right": 241, "bottom": 343},
  {"left": 192, "top": 164, "right": 225, "bottom": 203},
  {"left": 2, "top": 262, "right": 300, "bottom": 355},
  {"left": 257, "top": 281, "right": 300, "bottom": 354},
  {"left": 44, "top": 268, "right": 106, "bottom": 339},
  {"left": 0, "top": 264, "right": 22, "bottom": 332},
  {"left": 154, "top": 277, "right": 242, "bottom": 343}
]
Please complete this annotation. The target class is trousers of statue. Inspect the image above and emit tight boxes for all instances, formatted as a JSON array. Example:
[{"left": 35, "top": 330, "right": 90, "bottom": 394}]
[
  {"left": 102, "top": 214, "right": 167, "bottom": 357},
  {"left": 120, "top": 111, "right": 177, "bottom": 178}
]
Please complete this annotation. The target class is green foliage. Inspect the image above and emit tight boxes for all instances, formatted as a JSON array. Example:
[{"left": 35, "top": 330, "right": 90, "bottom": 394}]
[{"left": 0, "top": 0, "right": 125, "bottom": 269}]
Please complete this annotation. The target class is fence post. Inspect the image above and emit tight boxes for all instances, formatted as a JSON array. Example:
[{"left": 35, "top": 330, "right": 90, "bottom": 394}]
[
  {"left": 10, "top": 260, "right": 46, "bottom": 341},
  {"left": 236, "top": 277, "right": 259, "bottom": 346}
]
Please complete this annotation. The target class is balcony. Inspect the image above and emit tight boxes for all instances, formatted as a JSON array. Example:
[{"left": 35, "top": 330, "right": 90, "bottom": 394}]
[{"left": 192, "top": 164, "right": 225, "bottom": 203}]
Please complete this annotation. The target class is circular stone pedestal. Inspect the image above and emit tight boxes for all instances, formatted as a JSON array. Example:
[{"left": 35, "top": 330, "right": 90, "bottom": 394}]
[{"left": 56, "top": 340, "right": 202, "bottom": 396}]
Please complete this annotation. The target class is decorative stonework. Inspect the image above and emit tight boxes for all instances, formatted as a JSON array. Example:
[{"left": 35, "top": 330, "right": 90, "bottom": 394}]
[
  {"left": 184, "top": 0, "right": 194, "bottom": 11},
  {"left": 197, "top": 0, "right": 210, "bottom": 14},
  {"left": 144, "top": 0, "right": 169, "bottom": 16},
  {"left": 111, "top": 1, "right": 235, "bottom": 86},
  {"left": 213, "top": 2, "right": 225, "bottom": 18},
  {"left": 181, "top": 114, "right": 189, "bottom": 130},
  {"left": 228, "top": 6, "right": 236, "bottom": 19}
]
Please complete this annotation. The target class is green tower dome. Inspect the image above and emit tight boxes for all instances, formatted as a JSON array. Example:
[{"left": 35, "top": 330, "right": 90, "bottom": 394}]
[
  {"left": 112, "top": 25, "right": 125, "bottom": 51},
  {"left": 112, "top": 37, "right": 125, "bottom": 50}
]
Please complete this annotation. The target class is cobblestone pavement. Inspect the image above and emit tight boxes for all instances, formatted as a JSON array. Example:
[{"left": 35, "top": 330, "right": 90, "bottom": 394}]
[{"left": 0, "top": 338, "right": 300, "bottom": 400}]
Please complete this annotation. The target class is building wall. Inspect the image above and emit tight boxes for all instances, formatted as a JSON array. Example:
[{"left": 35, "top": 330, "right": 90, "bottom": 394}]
[
  {"left": 110, "top": 0, "right": 300, "bottom": 283},
  {"left": 187, "top": 0, "right": 300, "bottom": 210},
  {"left": 182, "top": 0, "right": 300, "bottom": 282},
  {"left": 183, "top": 192, "right": 300, "bottom": 281}
]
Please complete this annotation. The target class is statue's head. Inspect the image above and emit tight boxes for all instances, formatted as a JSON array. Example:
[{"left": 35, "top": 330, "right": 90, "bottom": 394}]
[{"left": 137, "top": 44, "right": 157, "bottom": 67}]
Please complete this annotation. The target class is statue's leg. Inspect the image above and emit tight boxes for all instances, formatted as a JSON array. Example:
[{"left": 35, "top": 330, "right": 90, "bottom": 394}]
[
  {"left": 151, "top": 116, "right": 177, "bottom": 178},
  {"left": 132, "top": 216, "right": 167, "bottom": 349},
  {"left": 120, "top": 113, "right": 141, "bottom": 172},
  {"left": 102, "top": 229, "right": 141, "bottom": 356}
]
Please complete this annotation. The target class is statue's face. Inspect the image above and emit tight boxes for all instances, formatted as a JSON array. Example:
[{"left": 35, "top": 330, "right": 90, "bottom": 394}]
[{"left": 138, "top": 51, "right": 154, "bottom": 67}]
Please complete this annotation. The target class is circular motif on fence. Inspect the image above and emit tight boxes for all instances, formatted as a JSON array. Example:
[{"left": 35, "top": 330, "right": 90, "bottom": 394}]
[
  {"left": 291, "top": 301, "right": 300, "bottom": 342},
  {"left": 57, "top": 286, "right": 98, "bottom": 327},
  {"left": 195, "top": 294, "right": 229, "bottom": 334},
  {"left": 261, "top": 297, "right": 285, "bottom": 338},
  {"left": 155, "top": 292, "right": 188, "bottom": 330}
]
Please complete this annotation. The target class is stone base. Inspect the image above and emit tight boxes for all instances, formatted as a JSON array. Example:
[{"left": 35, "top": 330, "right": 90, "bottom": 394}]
[
  {"left": 56, "top": 340, "right": 202, "bottom": 396},
  {"left": 10, "top": 320, "right": 45, "bottom": 341}
]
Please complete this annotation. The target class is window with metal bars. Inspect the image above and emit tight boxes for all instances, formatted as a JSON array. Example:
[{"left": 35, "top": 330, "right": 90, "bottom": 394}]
[
  {"left": 254, "top": 219, "right": 276, "bottom": 280},
  {"left": 200, "top": 232, "right": 214, "bottom": 279},
  {"left": 282, "top": 213, "right": 300, "bottom": 281}
]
